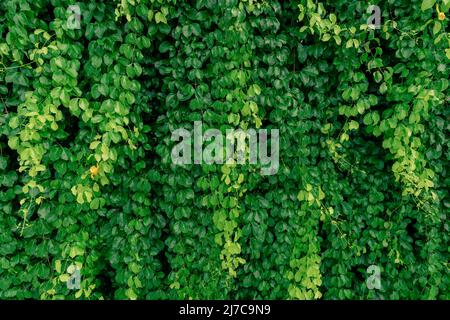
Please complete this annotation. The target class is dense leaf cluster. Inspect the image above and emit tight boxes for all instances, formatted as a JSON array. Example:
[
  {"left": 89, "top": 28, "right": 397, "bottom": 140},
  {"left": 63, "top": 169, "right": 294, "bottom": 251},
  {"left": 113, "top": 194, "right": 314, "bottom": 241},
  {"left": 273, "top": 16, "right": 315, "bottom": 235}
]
[{"left": 0, "top": 0, "right": 448, "bottom": 299}]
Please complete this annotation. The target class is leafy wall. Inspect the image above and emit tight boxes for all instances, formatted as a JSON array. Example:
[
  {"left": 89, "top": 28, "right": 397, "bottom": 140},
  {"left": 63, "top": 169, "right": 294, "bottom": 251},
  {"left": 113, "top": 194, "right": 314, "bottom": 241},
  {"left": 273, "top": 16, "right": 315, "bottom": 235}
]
[{"left": 0, "top": 0, "right": 448, "bottom": 299}]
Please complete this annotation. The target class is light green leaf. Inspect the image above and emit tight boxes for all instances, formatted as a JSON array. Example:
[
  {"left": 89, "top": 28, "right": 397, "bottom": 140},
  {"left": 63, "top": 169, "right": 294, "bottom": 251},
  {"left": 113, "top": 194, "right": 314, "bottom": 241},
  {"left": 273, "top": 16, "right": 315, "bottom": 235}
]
[
  {"left": 433, "top": 21, "right": 441, "bottom": 35},
  {"left": 421, "top": 0, "right": 436, "bottom": 11},
  {"left": 55, "top": 260, "right": 61, "bottom": 273},
  {"left": 155, "top": 12, "right": 167, "bottom": 24},
  {"left": 9, "top": 116, "right": 19, "bottom": 129},
  {"left": 349, "top": 120, "right": 359, "bottom": 130}
]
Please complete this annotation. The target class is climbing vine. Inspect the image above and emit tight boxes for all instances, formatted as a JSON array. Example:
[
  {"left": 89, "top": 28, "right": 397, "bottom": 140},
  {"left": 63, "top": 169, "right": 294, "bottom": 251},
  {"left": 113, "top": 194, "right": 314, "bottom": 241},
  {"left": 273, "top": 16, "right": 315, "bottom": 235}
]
[{"left": 0, "top": 0, "right": 448, "bottom": 300}]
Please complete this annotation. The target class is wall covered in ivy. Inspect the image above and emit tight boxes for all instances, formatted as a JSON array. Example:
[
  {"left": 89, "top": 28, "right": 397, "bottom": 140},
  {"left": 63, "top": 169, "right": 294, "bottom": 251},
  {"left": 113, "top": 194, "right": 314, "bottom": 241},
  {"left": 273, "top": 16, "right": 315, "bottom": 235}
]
[{"left": 0, "top": 0, "right": 448, "bottom": 299}]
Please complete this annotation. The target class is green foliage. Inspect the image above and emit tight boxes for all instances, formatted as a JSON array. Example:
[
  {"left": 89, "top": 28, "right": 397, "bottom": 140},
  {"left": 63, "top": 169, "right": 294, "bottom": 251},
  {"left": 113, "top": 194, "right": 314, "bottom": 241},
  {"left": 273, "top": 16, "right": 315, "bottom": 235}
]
[{"left": 0, "top": 0, "right": 448, "bottom": 300}]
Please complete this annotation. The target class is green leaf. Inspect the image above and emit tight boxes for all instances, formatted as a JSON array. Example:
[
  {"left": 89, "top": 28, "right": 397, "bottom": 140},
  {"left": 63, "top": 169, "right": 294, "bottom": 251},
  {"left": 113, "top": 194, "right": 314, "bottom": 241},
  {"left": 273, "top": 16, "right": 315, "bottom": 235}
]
[
  {"left": 155, "top": 12, "right": 167, "bottom": 24},
  {"left": 90, "top": 198, "right": 100, "bottom": 210},
  {"left": 380, "top": 82, "right": 388, "bottom": 94},
  {"left": 349, "top": 120, "right": 359, "bottom": 130},
  {"left": 9, "top": 116, "right": 19, "bottom": 129},
  {"left": 252, "top": 84, "right": 261, "bottom": 95},
  {"left": 433, "top": 21, "right": 441, "bottom": 35},
  {"left": 0, "top": 157, "right": 7, "bottom": 171},
  {"left": 59, "top": 274, "right": 70, "bottom": 282},
  {"left": 333, "top": 35, "right": 341, "bottom": 45},
  {"left": 147, "top": 10, "right": 154, "bottom": 21},
  {"left": 55, "top": 260, "right": 61, "bottom": 273},
  {"left": 69, "top": 246, "right": 85, "bottom": 258},
  {"left": 363, "top": 113, "right": 372, "bottom": 125},
  {"left": 126, "top": 288, "right": 137, "bottom": 300},
  {"left": 372, "top": 112, "right": 380, "bottom": 125},
  {"left": 91, "top": 56, "right": 102, "bottom": 68},
  {"left": 89, "top": 141, "right": 100, "bottom": 150},
  {"left": 79, "top": 98, "right": 89, "bottom": 110},
  {"left": 421, "top": 0, "right": 436, "bottom": 11},
  {"left": 130, "top": 262, "right": 141, "bottom": 274},
  {"left": 297, "top": 44, "right": 307, "bottom": 63},
  {"left": 8, "top": 136, "right": 19, "bottom": 149},
  {"left": 346, "top": 39, "right": 353, "bottom": 48},
  {"left": 60, "top": 89, "right": 70, "bottom": 106},
  {"left": 373, "top": 71, "right": 383, "bottom": 83}
]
